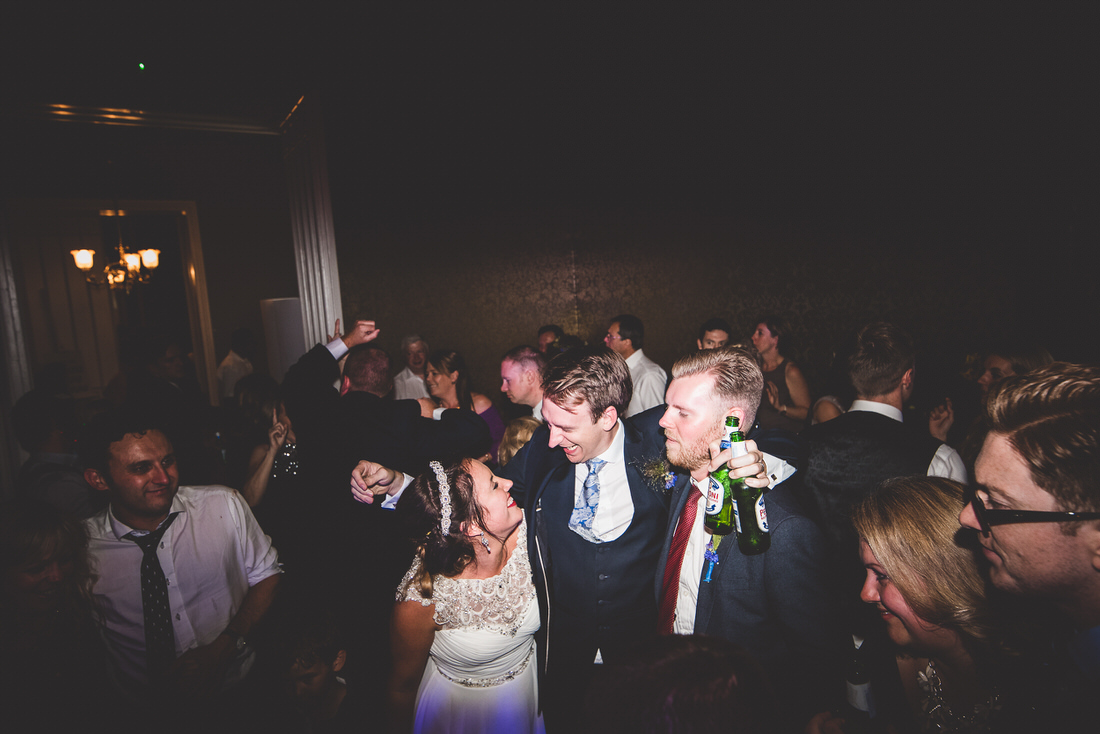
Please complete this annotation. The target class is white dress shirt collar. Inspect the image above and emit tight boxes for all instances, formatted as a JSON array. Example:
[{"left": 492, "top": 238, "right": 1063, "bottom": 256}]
[{"left": 849, "top": 399, "right": 903, "bottom": 423}]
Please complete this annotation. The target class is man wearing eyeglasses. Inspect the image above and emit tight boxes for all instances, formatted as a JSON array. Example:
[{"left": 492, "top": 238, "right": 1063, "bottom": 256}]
[
  {"left": 960, "top": 362, "right": 1100, "bottom": 624},
  {"left": 959, "top": 362, "right": 1100, "bottom": 711}
]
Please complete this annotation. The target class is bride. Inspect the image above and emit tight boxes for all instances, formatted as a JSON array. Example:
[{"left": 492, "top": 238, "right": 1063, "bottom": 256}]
[{"left": 388, "top": 459, "right": 544, "bottom": 734}]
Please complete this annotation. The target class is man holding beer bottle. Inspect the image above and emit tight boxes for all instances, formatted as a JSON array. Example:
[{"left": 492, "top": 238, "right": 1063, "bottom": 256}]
[{"left": 655, "top": 347, "right": 844, "bottom": 731}]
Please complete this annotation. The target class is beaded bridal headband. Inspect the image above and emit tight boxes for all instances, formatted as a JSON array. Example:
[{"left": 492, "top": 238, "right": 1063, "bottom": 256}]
[{"left": 430, "top": 460, "right": 451, "bottom": 534}]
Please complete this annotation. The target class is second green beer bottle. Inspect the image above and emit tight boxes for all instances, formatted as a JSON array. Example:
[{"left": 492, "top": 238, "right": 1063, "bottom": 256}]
[{"left": 731, "top": 419, "right": 770, "bottom": 555}]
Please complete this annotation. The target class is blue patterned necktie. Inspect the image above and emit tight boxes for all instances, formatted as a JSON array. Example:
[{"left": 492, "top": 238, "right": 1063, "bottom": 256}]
[
  {"left": 125, "top": 512, "right": 178, "bottom": 681},
  {"left": 569, "top": 458, "right": 607, "bottom": 542}
]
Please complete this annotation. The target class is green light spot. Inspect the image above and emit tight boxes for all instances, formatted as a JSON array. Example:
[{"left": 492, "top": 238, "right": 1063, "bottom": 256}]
[{"left": 138, "top": 63, "right": 145, "bottom": 71}]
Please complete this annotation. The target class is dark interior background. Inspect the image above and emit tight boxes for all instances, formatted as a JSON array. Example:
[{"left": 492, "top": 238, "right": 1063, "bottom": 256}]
[{"left": 3, "top": 5, "right": 1097, "bottom": 408}]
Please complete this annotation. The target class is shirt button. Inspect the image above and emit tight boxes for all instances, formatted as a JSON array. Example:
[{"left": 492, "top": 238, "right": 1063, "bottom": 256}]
[
  {"left": 598, "top": 574, "right": 608, "bottom": 581},
  {"left": 175, "top": 613, "right": 181, "bottom": 620}
]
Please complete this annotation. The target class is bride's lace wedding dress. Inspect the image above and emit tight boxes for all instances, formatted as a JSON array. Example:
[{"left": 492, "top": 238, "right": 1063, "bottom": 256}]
[{"left": 396, "top": 522, "right": 544, "bottom": 734}]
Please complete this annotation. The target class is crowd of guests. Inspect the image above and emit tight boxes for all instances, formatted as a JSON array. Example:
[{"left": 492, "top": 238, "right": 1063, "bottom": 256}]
[{"left": 3, "top": 312, "right": 1098, "bottom": 734}]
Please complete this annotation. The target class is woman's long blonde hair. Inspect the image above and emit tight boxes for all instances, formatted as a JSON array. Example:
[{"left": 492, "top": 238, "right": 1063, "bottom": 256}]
[{"left": 851, "top": 476, "right": 994, "bottom": 647}]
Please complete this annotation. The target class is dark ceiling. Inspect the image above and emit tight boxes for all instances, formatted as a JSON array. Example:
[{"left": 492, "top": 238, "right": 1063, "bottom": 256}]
[{"left": 3, "top": 5, "right": 1098, "bottom": 229}]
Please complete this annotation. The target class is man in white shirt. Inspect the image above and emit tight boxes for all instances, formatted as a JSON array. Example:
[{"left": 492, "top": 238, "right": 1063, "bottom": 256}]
[
  {"left": 393, "top": 334, "right": 430, "bottom": 400},
  {"left": 604, "top": 314, "right": 667, "bottom": 417},
  {"left": 500, "top": 345, "right": 547, "bottom": 421},
  {"left": 81, "top": 409, "right": 281, "bottom": 700}
]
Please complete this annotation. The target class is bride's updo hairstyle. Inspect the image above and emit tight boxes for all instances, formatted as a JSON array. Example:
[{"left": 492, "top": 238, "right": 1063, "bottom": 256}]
[{"left": 403, "top": 459, "right": 493, "bottom": 597}]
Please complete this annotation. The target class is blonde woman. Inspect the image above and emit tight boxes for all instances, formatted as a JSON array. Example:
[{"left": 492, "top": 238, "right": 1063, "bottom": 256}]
[{"left": 812, "top": 476, "right": 1007, "bottom": 733}]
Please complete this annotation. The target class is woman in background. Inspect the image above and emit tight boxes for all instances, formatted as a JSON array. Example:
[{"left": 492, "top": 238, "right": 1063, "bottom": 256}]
[
  {"left": 751, "top": 316, "right": 811, "bottom": 433},
  {"left": 420, "top": 350, "right": 504, "bottom": 462},
  {"left": 812, "top": 476, "right": 1009, "bottom": 733},
  {"left": 498, "top": 416, "right": 541, "bottom": 467}
]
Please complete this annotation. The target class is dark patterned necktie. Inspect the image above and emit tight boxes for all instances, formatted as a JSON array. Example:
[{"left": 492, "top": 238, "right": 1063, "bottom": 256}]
[
  {"left": 658, "top": 484, "right": 702, "bottom": 634},
  {"left": 125, "top": 512, "right": 178, "bottom": 680}
]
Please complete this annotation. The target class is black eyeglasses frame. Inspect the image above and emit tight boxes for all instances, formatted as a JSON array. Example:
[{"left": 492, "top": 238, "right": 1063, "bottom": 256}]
[{"left": 966, "top": 485, "right": 1100, "bottom": 536}]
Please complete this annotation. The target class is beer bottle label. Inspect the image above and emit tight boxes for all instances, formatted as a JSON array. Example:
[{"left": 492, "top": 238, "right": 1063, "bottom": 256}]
[
  {"left": 705, "top": 478, "right": 723, "bottom": 515},
  {"left": 755, "top": 494, "right": 769, "bottom": 532}
]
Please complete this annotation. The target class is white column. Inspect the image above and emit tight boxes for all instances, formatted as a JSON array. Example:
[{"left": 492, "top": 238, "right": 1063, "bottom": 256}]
[{"left": 282, "top": 94, "right": 343, "bottom": 350}]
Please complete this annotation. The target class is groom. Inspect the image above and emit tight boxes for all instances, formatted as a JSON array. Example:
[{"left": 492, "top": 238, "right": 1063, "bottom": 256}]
[{"left": 498, "top": 345, "right": 669, "bottom": 729}]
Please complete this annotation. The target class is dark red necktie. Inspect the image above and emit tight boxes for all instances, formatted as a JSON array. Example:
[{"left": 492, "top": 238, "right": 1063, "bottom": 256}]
[{"left": 657, "top": 484, "right": 702, "bottom": 634}]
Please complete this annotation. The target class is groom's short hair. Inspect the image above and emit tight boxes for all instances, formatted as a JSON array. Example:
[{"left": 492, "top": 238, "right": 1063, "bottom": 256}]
[{"left": 542, "top": 345, "right": 633, "bottom": 423}]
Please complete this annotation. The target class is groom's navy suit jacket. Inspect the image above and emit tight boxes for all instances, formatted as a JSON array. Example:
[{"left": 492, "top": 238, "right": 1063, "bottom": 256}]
[{"left": 501, "top": 407, "right": 671, "bottom": 691}]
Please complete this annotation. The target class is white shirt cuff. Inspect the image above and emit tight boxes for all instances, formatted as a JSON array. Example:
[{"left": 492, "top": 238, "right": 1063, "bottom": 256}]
[
  {"left": 762, "top": 451, "right": 796, "bottom": 488},
  {"left": 326, "top": 338, "right": 349, "bottom": 360},
  {"left": 381, "top": 473, "right": 415, "bottom": 510}
]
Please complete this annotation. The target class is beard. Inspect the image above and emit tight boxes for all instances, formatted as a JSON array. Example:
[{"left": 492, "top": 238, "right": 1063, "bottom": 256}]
[{"left": 666, "top": 421, "right": 724, "bottom": 472}]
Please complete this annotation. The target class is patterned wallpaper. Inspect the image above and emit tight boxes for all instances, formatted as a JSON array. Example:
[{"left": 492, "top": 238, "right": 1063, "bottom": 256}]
[{"left": 337, "top": 211, "right": 1091, "bottom": 410}]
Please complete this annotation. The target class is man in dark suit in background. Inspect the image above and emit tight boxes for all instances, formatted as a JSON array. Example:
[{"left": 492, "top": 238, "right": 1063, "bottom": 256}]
[
  {"left": 800, "top": 321, "right": 964, "bottom": 635},
  {"left": 281, "top": 318, "right": 490, "bottom": 717},
  {"left": 655, "top": 347, "right": 842, "bottom": 731}
]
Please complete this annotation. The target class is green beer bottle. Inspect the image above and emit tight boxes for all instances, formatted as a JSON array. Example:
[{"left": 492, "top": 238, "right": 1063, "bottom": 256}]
[
  {"left": 704, "top": 416, "right": 742, "bottom": 535},
  {"left": 731, "top": 425, "right": 770, "bottom": 555}
]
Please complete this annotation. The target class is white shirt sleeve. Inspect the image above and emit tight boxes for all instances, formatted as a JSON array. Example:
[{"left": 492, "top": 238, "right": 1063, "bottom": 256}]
[
  {"left": 928, "top": 444, "right": 968, "bottom": 484},
  {"left": 762, "top": 451, "right": 796, "bottom": 488}
]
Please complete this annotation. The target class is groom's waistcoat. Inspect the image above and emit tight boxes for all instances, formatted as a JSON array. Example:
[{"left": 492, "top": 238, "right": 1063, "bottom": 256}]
[{"left": 536, "top": 460, "right": 666, "bottom": 657}]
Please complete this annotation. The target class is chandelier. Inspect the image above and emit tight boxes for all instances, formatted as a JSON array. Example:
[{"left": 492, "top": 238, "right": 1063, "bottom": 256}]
[{"left": 70, "top": 209, "right": 160, "bottom": 293}]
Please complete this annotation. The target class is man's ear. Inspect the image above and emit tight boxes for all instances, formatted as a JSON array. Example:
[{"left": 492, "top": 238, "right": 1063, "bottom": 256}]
[
  {"left": 696, "top": 339, "right": 704, "bottom": 350},
  {"left": 726, "top": 406, "right": 746, "bottom": 425},
  {"left": 598, "top": 406, "right": 619, "bottom": 431},
  {"left": 340, "top": 375, "right": 351, "bottom": 396},
  {"left": 1084, "top": 523, "right": 1100, "bottom": 574},
  {"left": 900, "top": 368, "right": 915, "bottom": 394},
  {"left": 332, "top": 649, "right": 347, "bottom": 673},
  {"left": 84, "top": 468, "right": 110, "bottom": 493}
]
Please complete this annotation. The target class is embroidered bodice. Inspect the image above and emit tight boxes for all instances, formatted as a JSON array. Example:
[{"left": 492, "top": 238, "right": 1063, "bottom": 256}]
[{"left": 397, "top": 522, "right": 536, "bottom": 637}]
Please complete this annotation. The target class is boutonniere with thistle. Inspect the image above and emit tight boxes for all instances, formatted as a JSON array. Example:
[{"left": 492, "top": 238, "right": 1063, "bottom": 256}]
[{"left": 636, "top": 452, "right": 679, "bottom": 496}]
